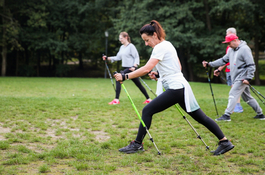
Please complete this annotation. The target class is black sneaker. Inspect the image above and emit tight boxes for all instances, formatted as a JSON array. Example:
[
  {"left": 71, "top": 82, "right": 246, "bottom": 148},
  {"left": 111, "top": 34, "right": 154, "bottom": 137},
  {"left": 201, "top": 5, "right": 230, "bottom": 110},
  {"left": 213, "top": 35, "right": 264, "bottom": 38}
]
[
  {"left": 253, "top": 114, "right": 265, "bottom": 120},
  {"left": 212, "top": 140, "right": 234, "bottom": 156},
  {"left": 215, "top": 114, "right": 231, "bottom": 121},
  {"left": 119, "top": 141, "right": 144, "bottom": 154}
]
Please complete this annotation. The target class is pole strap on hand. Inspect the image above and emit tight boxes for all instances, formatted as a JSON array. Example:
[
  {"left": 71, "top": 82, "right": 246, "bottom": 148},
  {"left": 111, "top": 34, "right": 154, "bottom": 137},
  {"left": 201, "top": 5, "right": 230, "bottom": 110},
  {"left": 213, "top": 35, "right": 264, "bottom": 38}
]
[
  {"left": 121, "top": 72, "right": 125, "bottom": 81},
  {"left": 114, "top": 71, "right": 126, "bottom": 82}
]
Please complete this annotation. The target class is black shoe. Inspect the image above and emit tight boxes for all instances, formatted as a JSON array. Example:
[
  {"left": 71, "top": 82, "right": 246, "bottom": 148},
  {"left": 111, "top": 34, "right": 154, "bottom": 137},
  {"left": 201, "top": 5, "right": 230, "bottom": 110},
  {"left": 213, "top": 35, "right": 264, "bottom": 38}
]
[
  {"left": 215, "top": 114, "right": 231, "bottom": 121},
  {"left": 119, "top": 141, "right": 144, "bottom": 154},
  {"left": 212, "top": 140, "right": 234, "bottom": 156},
  {"left": 253, "top": 114, "right": 265, "bottom": 120}
]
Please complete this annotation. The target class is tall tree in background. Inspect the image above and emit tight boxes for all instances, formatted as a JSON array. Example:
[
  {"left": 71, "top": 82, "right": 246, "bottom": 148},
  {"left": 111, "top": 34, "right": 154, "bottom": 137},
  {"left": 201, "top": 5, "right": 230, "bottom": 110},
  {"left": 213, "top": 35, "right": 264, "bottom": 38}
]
[
  {"left": 245, "top": 0, "right": 265, "bottom": 85},
  {"left": 111, "top": 0, "right": 265, "bottom": 83},
  {"left": 208, "top": 0, "right": 264, "bottom": 85},
  {"left": 0, "top": 0, "right": 21, "bottom": 76},
  {"left": 1, "top": 0, "right": 265, "bottom": 83},
  {"left": 15, "top": 0, "right": 113, "bottom": 76},
  {"left": 111, "top": 0, "right": 221, "bottom": 81}
]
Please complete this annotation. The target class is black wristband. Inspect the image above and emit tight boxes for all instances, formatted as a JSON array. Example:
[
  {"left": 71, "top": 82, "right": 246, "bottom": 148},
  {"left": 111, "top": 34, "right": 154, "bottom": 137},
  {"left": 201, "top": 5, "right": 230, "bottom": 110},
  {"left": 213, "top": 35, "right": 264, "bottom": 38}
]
[
  {"left": 132, "top": 66, "right": 138, "bottom": 70},
  {"left": 155, "top": 71, "right": 160, "bottom": 78},
  {"left": 217, "top": 69, "right": 221, "bottom": 72},
  {"left": 102, "top": 54, "right": 107, "bottom": 60},
  {"left": 121, "top": 72, "right": 125, "bottom": 81}
]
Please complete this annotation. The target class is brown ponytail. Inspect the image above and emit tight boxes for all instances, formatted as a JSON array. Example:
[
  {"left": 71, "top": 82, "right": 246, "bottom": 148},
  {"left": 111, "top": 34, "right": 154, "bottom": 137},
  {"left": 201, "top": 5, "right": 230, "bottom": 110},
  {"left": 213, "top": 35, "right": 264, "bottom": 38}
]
[{"left": 139, "top": 20, "right": 166, "bottom": 40}]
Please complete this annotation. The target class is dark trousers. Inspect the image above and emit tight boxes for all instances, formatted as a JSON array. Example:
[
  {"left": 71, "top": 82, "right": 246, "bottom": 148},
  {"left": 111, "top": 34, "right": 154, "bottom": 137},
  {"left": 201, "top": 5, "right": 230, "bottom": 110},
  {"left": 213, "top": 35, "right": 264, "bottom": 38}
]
[{"left": 135, "top": 88, "right": 225, "bottom": 143}]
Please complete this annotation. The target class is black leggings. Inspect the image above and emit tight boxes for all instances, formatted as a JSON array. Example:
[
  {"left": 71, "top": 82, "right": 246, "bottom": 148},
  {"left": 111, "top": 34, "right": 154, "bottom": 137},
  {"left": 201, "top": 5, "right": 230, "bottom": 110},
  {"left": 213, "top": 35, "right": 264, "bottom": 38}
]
[
  {"left": 135, "top": 88, "right": 225, "bottom": 143},
  {"left": 115, "top": 67, "right": 149, "bottom": 99}
]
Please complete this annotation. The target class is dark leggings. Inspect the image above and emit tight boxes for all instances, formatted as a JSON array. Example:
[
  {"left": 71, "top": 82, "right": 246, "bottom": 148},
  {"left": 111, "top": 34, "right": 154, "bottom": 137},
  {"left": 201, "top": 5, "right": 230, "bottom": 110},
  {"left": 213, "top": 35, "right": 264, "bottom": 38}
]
[
  {"left": 135, "top": 88, "right": 225, "bottom": 143},
  {"left": 115, "top": 67, "right": 149, "bottom": 99}
]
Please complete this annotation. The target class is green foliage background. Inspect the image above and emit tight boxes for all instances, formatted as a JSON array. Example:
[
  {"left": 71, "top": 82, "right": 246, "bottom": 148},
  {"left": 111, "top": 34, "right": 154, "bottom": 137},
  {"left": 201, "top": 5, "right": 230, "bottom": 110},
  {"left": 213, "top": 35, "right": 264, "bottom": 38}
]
[{"left": 0, "top": 0, "right": 265, "bottom": 83}]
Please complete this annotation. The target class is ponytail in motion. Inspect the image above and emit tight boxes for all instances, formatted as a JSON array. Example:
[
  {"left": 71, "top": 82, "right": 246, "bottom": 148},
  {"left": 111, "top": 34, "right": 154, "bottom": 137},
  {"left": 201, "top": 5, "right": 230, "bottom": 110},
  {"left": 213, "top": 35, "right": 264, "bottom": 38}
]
[{"left": 139, "top": 20, "right": 166, "bottom": 40}]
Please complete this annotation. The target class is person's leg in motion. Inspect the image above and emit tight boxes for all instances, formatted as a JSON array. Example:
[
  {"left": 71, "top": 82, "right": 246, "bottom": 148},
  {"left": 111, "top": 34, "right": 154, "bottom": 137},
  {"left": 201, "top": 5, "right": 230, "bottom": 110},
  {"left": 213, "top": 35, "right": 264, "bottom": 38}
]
[
  {"left": 186, "top": 108, "right": 234, "bottom": 155},
  {"left": 119, "top": 89, "right": 182, "bottom": 153},
  {"left": 227, "top": 73, "right": 243, "bottom": 113},
  {"left": 108, "top": 71, "right": 123, "bottom": 104},
  {"left": 176, "top": 88, "right": 234, "bottom": 155},
  {"left": 119, "top": 88, "right": 234, "bottom": 155},
  {"left": 131, "top": 77, "right": 152, "bottom": 104},
  {"left": 241, "top": 86, "right": 264, "bottom": 120},
  {"left": 216, "top": 81, "right": 245, "bottom": 121}
]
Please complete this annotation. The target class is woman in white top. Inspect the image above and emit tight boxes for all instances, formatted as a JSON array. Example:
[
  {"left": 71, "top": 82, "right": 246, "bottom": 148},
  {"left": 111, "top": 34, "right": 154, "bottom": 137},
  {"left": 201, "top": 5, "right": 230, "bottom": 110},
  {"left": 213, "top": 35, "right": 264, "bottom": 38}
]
[
  {"left": 114, "top": 20, "right": 234, "bottom": 155},
  {"left": 103, "top": 32, "right": 151, "bottom": 105}
]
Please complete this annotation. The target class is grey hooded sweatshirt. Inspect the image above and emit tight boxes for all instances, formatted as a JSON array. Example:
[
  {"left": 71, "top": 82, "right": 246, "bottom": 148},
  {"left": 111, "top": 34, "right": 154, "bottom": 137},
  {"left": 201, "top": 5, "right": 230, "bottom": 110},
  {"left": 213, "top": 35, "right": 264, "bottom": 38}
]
[
  {"left": 109, "top": 43, "right": 140, "bottom": 67},
  {"left": 209, "top": 40, "right": 255, "bottom": 83}
]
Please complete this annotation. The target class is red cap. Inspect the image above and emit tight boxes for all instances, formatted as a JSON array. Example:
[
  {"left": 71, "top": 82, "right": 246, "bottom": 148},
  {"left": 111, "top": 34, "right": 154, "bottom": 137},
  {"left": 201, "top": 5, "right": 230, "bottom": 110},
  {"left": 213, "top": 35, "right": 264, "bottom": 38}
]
[{"left": 222, "top": 34, "right": 238, "bottom": 43}]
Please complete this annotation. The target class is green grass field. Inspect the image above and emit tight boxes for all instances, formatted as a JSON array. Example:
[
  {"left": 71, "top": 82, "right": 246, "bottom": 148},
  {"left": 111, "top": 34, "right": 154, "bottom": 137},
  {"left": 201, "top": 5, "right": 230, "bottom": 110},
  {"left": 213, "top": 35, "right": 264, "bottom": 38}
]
[{"left": 0, "top": 77, "right": 265, "bottom": 175}]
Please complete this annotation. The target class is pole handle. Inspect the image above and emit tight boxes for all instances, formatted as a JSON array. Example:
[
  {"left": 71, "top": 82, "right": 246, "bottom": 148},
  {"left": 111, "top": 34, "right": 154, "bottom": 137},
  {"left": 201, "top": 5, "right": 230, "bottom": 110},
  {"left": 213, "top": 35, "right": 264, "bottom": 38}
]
[
  {"left": 102, "top": 54, "right": 107, "bottom": 61},
  {"left": 114, "top": 71, "right": 125, "bottom": 84}
]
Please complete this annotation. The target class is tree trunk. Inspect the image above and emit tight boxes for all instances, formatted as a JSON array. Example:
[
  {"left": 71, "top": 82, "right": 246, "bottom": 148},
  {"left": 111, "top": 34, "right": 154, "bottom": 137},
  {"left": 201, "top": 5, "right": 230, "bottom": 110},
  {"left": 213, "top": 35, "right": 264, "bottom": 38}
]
[
  {"left": 61, "top": 51, "right": 64, "bottom": 64},
  {"left": 186, "top": 49, "right": 194, "bottom": 81},
  {"left": 53, "top": 55, "right": 58, "bottom": 70},
  {"left": 203, "top": 0, "right": 211, "bottom": 32},
  {"left": 37, "top": 50, "right": 40, "bottom": 76},
  {"left": 187, "top": 61, "right": 194, "bottom": 81},
  {"left": 1, "top": 0, "right": 7, "bottom": 76},
  {"left": 78, "top": 52, "right": 83, "bottom": 69},
  {"left": 48, "top": 52, "right": 52, "bottom": 70},
  {"left": 25, "top": 46, "right": 29, "bottom": 65},
  {"left": 177, "top": 47, "right": 189, "bottom": 80},
  {"left": 1, "top": 46, "right": 7, "bottom": 76},
  {"left": 16, "top": 50, "right": 19, "bottom": 76},
  {"left": 254, "top": 36, "right": 260, "bottom": 85}
]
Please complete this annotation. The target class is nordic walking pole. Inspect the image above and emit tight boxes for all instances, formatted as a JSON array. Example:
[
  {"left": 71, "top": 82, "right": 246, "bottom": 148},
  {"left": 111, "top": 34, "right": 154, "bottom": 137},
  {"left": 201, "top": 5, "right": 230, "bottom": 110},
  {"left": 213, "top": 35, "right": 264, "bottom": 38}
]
[
  {"left": 139, "top": 77, "right": 157, "bottom": 97},
  {"left": 249, "top": 84, "right": 265, "bottom": 99},
  {"left": 159, "top": 86, "right": 210, "bottom": 150},
  {"left": 113, "top": 72, "right": 161, "bottom": 155},
  {"left": 220, "top": 75, "right": 227, "bottom": 83},
  {"left": 146, "top": 72, "right": 210, "bottom": 150},
  {"left": 174, "top": 103, "right": 210, "bottom": 150},
  {"left": 205, "top": 68, "right": 219, "bottom": 117},
  {"left": 248, "top": 84, "right": 265, "bottom": 105},
  {"left": 103, "top": 54, "right": 116, "bottom": 92}
]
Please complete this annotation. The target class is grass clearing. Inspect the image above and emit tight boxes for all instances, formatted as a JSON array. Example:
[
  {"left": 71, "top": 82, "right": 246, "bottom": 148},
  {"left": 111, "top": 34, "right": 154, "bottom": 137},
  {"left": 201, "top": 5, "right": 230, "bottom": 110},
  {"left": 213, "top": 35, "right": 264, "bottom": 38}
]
[{"left": 0, "top": 77, "right": 265, "bottom": 174}]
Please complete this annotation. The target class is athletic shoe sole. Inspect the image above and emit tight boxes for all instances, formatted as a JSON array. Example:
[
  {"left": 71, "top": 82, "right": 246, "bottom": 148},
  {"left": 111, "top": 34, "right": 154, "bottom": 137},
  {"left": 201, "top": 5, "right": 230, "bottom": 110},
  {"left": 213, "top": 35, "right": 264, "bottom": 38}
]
[
  {"left": 108, "top": 102, "right": 120, "bottom": 105},
  {"left": 119, "top": 149, "right": 145, "bottom": 154},
  {"left": 214, "top": 144, "right": 234, "bottom": 155}
]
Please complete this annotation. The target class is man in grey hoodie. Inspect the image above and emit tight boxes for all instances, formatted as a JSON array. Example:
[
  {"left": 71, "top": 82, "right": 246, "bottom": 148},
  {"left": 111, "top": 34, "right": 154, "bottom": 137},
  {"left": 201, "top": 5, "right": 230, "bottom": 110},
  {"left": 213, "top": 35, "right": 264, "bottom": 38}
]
[{"left": 202, "top": 34, "right": 264, "bottom": 121}]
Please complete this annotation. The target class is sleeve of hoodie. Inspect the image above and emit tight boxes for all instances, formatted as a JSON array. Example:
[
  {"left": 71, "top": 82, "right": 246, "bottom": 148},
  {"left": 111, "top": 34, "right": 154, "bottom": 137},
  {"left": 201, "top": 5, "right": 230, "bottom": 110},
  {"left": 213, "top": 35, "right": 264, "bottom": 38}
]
[
  {"left": 242, "top": 46, "right": 255, "bottom": 80},
  {"left": 109, "top": 46, "right": 123, "bottom": 63},
  {"left": 208, "top": 53, "right": 230, "bottom": 68}
]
